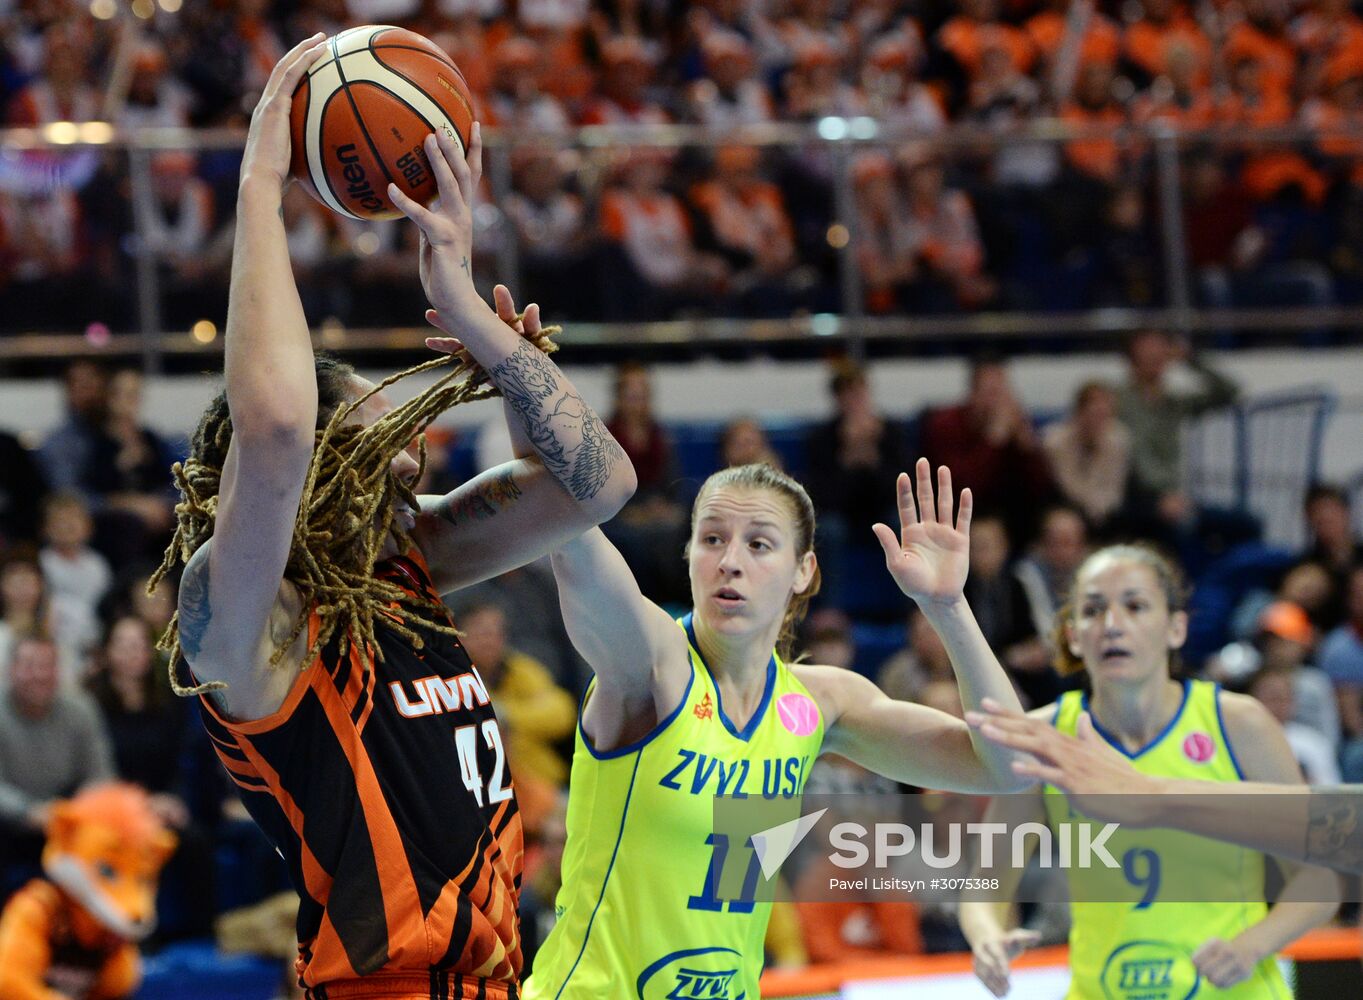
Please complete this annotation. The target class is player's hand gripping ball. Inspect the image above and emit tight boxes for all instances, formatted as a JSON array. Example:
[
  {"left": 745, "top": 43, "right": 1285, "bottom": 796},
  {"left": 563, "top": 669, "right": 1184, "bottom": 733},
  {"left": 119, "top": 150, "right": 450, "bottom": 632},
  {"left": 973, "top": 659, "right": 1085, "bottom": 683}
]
[{"left": 289, "top": 25, "right": 476, "bottom": 220}]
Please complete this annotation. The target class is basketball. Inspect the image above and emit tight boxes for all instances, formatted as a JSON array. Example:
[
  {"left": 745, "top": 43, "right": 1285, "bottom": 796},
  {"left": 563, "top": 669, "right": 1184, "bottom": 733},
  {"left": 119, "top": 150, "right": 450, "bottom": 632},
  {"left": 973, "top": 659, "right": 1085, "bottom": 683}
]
[{"left": 289, "top": 25, "right": 476, "bottom": 221}]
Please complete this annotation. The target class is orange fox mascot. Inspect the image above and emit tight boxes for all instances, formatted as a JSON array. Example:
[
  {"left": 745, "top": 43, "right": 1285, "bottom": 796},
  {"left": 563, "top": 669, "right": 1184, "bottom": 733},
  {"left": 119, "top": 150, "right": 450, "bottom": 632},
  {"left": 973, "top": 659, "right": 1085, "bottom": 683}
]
[{"left": 0, "top": 783, "right": 176, "bottom": 1000}]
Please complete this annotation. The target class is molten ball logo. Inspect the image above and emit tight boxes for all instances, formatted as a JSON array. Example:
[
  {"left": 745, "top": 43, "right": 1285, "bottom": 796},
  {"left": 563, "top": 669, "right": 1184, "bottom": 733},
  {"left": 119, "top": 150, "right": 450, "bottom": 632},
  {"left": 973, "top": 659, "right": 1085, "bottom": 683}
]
[
  {"left": 1182, "top": 731, "right": 1215, "bottom": 764},
  {"left": 776, "top": 693, "right": 819, "bottom": 736}
]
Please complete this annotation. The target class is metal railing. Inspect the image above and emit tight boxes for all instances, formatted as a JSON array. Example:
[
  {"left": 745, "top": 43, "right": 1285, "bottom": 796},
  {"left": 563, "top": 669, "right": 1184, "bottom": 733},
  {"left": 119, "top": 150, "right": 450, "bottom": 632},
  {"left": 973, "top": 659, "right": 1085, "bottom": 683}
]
[{"left": 3, "top": 118, "right": 1362, "bottom": 368}]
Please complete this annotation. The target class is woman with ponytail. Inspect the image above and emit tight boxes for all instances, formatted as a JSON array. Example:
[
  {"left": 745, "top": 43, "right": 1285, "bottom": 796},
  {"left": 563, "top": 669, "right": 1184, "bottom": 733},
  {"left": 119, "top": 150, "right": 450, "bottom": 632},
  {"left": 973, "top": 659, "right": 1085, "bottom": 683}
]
[
  {"left": 525, "top": 458, "right": 1032, "bottom": 999},
  {"left": 961, "top": 543, "right": 1338, "bottom": 999}
]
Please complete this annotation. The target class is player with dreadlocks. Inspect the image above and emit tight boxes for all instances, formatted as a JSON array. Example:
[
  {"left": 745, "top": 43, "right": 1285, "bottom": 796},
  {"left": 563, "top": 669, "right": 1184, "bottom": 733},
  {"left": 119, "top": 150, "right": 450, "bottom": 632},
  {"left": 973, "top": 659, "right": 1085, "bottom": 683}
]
[{"left": 147, "top": 37, "right": 636, "bottom": 1000}]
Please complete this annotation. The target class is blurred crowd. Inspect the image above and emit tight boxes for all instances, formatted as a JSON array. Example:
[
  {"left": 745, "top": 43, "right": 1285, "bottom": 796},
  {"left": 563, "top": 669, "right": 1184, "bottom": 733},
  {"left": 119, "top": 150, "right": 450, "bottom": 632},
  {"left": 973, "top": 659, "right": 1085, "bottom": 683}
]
[
  {"left": 3, "top": 334, "right": 1363, "bottom": 968},
  {"left": 2, "top": 0, "right": 1363, "bottom": 332}
]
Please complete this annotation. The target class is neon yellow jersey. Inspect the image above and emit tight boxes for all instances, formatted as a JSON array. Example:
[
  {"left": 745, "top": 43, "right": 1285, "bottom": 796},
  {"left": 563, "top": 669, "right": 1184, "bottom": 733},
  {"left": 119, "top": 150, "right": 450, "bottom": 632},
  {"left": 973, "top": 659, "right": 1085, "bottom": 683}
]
[
  {"left": 1044, "top": 679, "right": 1291, "bottom": 1000},
  {"left": 524, "top": 614, "right": 825, "bottom": 1000}
]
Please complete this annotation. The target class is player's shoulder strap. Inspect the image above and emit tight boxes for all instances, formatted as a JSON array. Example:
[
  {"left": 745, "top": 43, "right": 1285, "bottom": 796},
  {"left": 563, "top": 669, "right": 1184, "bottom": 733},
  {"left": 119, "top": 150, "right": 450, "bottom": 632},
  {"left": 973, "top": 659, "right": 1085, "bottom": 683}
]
[{"left": 1051, "top": 688, "right": 1084, "bottom": 735}]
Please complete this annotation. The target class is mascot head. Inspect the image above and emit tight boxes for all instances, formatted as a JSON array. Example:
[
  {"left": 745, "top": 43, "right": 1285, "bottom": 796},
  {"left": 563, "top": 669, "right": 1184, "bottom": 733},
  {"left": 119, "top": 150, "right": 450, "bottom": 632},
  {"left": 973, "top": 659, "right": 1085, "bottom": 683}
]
[{"left": 42, "top": 783, "right": 177, "bottom": 941}]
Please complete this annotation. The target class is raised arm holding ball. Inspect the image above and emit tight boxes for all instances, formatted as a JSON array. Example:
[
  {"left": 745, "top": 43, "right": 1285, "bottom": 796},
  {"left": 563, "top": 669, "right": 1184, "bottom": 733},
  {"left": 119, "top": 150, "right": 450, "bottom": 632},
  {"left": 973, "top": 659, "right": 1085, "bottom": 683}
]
[{"left": 150, "top": 36, "right": 635, "bottom": 999}]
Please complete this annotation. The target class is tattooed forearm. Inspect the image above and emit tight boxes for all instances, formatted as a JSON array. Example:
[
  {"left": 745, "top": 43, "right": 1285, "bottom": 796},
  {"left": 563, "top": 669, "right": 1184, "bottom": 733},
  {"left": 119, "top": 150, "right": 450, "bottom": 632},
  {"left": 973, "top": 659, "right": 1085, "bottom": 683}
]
[
  {"left": 177, "top": 550, "right": 213, "bottom": 662},
  {"left": 432, "top": 470, "right": 523, "bottom": 528},
  {"left": 1305, "top": 795, "right": 1363, "bottom": 874},
  {"left": 486, "top": 340, "right": 626, "bottom": 502}
]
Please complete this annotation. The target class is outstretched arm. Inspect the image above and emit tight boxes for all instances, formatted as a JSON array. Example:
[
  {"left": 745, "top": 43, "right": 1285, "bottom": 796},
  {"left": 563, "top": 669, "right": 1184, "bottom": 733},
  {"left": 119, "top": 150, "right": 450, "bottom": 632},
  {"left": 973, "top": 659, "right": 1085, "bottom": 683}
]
[
  {"left": 970, "top": 700, "right": 1363, "bottom": 875},
  {"left": 815, "top": 460, "right": 1029, "bottom": 791},
  {"left": 394, "top": 129, "right": 636, "bottom": 593},
  {"left": 179, "top": 35, "right": 330, "bottom": 721}
]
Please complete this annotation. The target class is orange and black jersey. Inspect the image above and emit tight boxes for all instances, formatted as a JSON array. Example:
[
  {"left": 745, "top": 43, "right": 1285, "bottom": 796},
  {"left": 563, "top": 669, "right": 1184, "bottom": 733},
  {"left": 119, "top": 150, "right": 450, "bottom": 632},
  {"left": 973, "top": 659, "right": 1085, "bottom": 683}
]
[{"left": 195, "top": 551, "right": 523, "bottom": 994}]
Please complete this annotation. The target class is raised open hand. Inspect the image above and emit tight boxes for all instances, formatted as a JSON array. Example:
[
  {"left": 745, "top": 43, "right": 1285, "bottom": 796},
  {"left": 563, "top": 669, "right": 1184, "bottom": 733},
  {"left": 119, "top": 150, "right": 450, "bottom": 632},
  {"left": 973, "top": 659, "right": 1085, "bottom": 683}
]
[{"left": 871, "top": 458, "right": 972, "bottom": 605}]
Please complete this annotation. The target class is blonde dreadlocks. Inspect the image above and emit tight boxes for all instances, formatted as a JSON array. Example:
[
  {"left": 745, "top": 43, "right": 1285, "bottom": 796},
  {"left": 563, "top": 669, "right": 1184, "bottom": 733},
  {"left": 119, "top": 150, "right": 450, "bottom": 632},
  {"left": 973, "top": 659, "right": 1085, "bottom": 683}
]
[{"left": 150, "top": 325, "right": 559, "bottom": 697}]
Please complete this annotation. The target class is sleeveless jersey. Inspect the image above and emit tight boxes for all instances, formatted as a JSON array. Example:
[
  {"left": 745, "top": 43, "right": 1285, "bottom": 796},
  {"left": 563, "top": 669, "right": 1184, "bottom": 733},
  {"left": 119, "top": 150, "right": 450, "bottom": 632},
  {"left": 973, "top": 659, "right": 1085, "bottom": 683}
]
[
  {"left": 524, "top": 614, "right": 826, "bottom": 1000},
  {"left": 1043, "top": 680, "right": 1290, "bottom": 1000},
  {"left": 194, "top": 550, "right": 523, "bottom": 994}
]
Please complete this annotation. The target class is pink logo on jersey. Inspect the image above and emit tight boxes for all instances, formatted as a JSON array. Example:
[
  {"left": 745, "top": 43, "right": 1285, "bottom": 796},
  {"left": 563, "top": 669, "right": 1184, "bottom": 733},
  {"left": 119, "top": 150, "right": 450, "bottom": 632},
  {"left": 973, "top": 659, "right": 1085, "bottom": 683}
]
[
  {"left": 776, "top": 693, "right": 820, "bottom": 736},
  {"left": 1182, "top": 731, "right": 1216, "bottom": 764}
]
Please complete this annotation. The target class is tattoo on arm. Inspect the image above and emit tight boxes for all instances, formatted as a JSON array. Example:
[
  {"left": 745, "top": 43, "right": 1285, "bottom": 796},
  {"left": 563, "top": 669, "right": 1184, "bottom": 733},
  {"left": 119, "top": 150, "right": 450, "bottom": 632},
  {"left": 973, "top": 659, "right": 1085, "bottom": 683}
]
[
  {"left": 177, "top": 555, "right": 213, "bottom": 662},
  {"left": 1305, "top": 795, "right": 1363, "bottom": 874},
  {"left": 487, "top": 340, "right": 626, "bottom": 502},
  {"left": 433, "top": 469, "right": 523, "bottom": 528}
]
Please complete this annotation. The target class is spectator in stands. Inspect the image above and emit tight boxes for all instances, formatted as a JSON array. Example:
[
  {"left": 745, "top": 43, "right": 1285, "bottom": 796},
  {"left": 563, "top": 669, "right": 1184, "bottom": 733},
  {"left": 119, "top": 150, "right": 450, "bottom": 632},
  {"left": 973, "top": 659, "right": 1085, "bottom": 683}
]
[
  {"left": 452, "top": 559, "right": 589, "bottom": 696},
  {"left": 5, "top": 24, "right": 100, "bottom": 125},
  {"left": 920, "top": 356, "right": 1053, "bottom": 544},
  {"left": 802, "top": 623, "right": 857, "bottom": 672},
  {"left": 804, "top": 361, "right": 907, "bottom": 608},
  {"left": 442, "top": 601, "right": 576, "bottom": 791},
  {"left": 1182, "top": 152, "right": 1315, "bottom": 311},
  {"left": 690, "top": 146, "right": 807, "bottom": 317},
  {"left": 140, "top": 151, "right": 218, "bottom": 327},
  {"left": 877, "top": 608, "right": 955, "bottom": 703},
  {"left": 1256, "top": 600, "right": 1340, "bottom": 749},
  {"left": 1301, "top": 51, "right": 1363, "bottom": 192},
  {"left": 1292, "top": 0, "right": 1363, "bottom": 95},
  {"left": 602, "top": 362, "right": 689, "bottom": 603},
  {"left": 1320, "top": 566, "right": 1363, "bottom": 777},
  {"left": 895, "top": 148, "right": 996, "bottom": 311},
  {"left": 1217, "top": 599, "right": 1341, "bottom": 744},
  {"left": 38, "top": 493, "right": 110, "bottom": 677},
  {"left": 485, "top": 36, "right": 571, "bottom": 134},
  {"left": 504, "top": 150, "right": 595, "bottom": 318},
  {"left": 862, "top": 29, "right": 945, "bottom": 137},
  {"left": 0, "top": 428, "right": 46, "bottom": 549},
  {"left": 963, "top": 515, "right": 1054, "bottom": 707},
  {"left": 579, "top": 35, "right": 670, "bottom": 125},
  {"left": 853, "top": 151, "right": 919, "bottom": 314},
  {"left": 963, "top": 34, "right": 1058, "bottom": 190},
  {"left": 0, "top": 185, "right": 85, "bottom": 331},
  {"left": 782, "top": 36, "right": 866, "bottom": 120},
  {"left": 116, "top": 41, "right": 193, "bottom": 131},
  {"left": 599, "top": 150, "right": 727, "bottom": 320},
  {"left": 687, "top": 30, "right": 774, "bottom": 127},
  {"left": 1132, "top": 40, "right": 1216, "bottom": 129},
  {"left": 85, "top": 617, "right": 189, "bottom": 826},
  {"left": 1298, "top": 484, "right": 1363, "bottom": 629},
  {"left": 1058, "top": 58, "right": 1128, "bottom": 243},
  {"left": 1027, "top": 0, "right": 1121, "bottom": 80},
  {"left": 1122, "top": 0, "right": 1211, "bottom": 88},
  {"left": 934, "top": 0, "right": 1035, "bottom": 114},
  {"left": 1042, "top": 380, "right": 1130, "bottom": 531},
  {"left": 1277, "top": 562, "right": 1339, "bottom": 636},
  {"left": 719, "top": 417, "right": 780, "bottom": 470},
  {"left": 1015, "top": 506, "right": 1089, "bottom": 642},
  {"left": 233, "top": 0, "right": 285, "bottom": 102},
  {"left": 1224, "top": 0, "right": 1297, "bottom": 102},
  {"left": 1247, "top": 668, "right": 1341, "bottom": 783},
  {"left": 37, "top": 360, "right": 108, "bottom": 508},
  {"left": 0, "top": 634, "right": 115, "bottom": 880},
  {"left": 94, "top": 369, "right": 175, "bottom": 554},
  {"left": 0, "top": 556, "right": 56, "bottom": 683},
  {"left": 1115, "top": 328, "right": 1238, "bottom": 529},
  {"left": 1091, "top": 183, "right": 1163, "bottom": 307}
]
